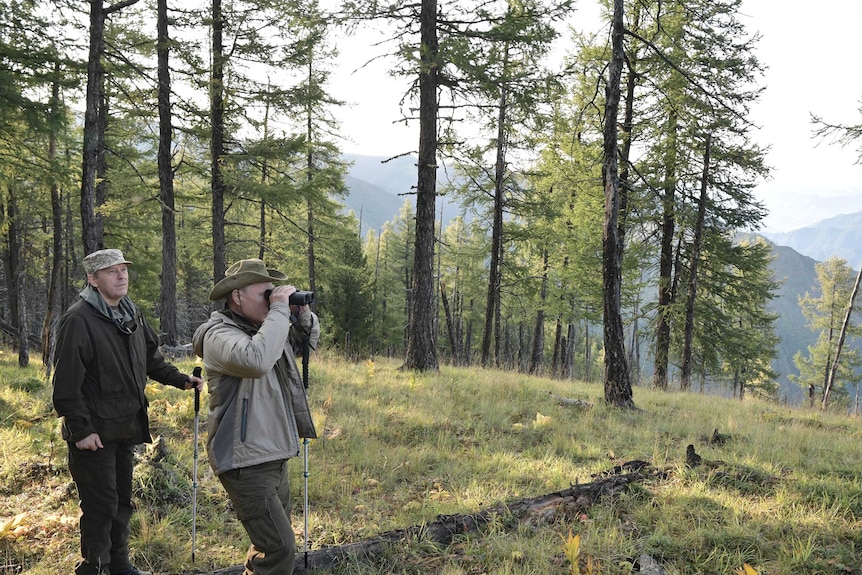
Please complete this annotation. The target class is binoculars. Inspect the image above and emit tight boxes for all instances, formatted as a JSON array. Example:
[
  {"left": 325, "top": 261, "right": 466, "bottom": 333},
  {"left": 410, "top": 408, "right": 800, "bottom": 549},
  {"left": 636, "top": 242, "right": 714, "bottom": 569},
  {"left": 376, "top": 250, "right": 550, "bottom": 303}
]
[{"left": 264, "top": 289, "right": 315, "bottom": 306}]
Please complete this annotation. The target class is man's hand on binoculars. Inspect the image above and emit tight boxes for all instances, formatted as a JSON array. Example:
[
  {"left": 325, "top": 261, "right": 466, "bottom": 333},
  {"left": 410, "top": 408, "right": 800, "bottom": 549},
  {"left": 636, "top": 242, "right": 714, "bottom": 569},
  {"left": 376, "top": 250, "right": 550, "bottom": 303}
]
[{"left": 266, "top": 285, "right": 297, "bottom": 304}]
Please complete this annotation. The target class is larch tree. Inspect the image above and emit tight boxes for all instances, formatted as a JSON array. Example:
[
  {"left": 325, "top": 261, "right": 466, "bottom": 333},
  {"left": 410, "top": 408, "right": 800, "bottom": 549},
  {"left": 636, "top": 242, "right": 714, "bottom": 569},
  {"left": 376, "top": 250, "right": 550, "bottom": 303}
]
[
  {"left": 792, "top": 257, "right": 862, "bottom": 407},
  {"left": 156, "top": 0, "right": 178, "bottom": 345},
  {"left": 601, "top": 0, "right": 634, "bottom": 407},
  {"left": 81, "top": 0, "right": 141, "bottom": 254}
]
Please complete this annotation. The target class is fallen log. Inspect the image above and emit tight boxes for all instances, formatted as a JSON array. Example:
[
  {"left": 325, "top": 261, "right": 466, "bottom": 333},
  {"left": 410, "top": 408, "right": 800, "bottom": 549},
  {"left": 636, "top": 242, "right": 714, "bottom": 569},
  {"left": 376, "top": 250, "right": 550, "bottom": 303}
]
[
  {"left": 201, "top": 465, "right": 655, "bottom": 574},
  {"left": 546, "top": 390, "right": 593, "bottom": 409}
]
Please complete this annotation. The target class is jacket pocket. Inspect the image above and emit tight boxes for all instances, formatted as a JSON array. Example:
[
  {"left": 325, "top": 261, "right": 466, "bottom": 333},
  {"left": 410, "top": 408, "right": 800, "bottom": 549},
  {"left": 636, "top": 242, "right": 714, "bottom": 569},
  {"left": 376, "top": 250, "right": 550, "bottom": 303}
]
[{"left": 241, "top": 397, "right": 248, "bottom": 442}]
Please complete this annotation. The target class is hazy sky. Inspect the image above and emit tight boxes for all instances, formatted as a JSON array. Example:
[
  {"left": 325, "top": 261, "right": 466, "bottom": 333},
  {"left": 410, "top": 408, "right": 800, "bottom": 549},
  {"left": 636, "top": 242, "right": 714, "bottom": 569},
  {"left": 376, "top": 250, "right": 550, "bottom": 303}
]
[{"left": 328, "top": 0, "right": 862, "bottom": 233}]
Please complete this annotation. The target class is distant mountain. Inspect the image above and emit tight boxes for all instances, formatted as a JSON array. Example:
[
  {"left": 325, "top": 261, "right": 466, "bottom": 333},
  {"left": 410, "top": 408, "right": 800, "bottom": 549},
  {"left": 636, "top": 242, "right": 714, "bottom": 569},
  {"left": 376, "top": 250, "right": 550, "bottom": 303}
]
[
  {"left": 764, "top": 211, "right": 862, "bottom": 265},
  {"left": 343, "top": 174, "right": 407, "bottom": 236},
  {"left": 763, "top": 242, "right": 820, "bottom": 403},
  {"left": 342, "top": 153, "right": 468, "bottom": 235}
]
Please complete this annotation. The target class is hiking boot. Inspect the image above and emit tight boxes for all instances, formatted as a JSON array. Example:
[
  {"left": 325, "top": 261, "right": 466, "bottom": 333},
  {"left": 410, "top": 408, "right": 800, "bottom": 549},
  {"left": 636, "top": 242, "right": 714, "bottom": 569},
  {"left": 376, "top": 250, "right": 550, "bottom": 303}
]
[{"left": 74, "top": 560, "right": 108, "bottom": 575}]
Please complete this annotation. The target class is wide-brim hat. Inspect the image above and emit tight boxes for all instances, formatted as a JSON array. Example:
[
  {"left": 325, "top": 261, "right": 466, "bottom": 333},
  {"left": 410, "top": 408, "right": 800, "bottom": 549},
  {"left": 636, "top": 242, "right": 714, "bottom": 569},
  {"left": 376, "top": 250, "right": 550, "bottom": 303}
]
[
  {"left": 83, "top": 249, "right": 133, "bottom": 275},
  {"left": 209, "top": 258, "right": 287, "bottom": 301}
]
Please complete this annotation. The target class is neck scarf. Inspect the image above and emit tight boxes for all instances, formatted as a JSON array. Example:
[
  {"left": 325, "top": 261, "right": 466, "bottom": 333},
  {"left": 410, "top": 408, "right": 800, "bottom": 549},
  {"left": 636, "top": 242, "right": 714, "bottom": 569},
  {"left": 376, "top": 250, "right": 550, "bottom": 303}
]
[{"left": 79, "top": 285, "right": 139, "bottom": 334}]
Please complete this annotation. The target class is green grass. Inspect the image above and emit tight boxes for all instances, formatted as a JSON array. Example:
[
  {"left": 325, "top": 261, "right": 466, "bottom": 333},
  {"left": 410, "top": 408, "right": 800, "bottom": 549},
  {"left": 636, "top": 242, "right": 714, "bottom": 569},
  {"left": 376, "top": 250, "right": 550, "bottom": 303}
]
[{"left": 2, "top": 350, "right": 861, "bottom": 574}]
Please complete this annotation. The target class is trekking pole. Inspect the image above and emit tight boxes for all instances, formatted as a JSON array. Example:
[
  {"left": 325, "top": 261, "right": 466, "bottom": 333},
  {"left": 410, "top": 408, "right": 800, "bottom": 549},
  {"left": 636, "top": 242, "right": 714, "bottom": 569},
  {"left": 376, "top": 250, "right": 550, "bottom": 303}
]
[
  {"left": 192, "top": 366, "right": 202, "bottom": 562},
  {"left": 301, "top": 333, "right": 311, "bottom": 570}
]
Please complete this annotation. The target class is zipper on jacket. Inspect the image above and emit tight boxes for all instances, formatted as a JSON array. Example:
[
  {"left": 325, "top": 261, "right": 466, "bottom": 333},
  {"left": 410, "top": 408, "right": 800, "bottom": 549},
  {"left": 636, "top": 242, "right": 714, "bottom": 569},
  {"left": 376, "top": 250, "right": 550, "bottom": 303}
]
[{"left": 241, "top": 398, "right": 248, "bottom": 442}]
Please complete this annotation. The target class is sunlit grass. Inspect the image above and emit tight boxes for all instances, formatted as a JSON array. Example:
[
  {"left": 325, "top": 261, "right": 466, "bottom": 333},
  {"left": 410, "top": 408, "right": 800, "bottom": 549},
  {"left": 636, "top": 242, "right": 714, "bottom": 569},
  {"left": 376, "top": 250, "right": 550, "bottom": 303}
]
[{"left": 2, "top": 351, "right": 862, "bottom": 574}]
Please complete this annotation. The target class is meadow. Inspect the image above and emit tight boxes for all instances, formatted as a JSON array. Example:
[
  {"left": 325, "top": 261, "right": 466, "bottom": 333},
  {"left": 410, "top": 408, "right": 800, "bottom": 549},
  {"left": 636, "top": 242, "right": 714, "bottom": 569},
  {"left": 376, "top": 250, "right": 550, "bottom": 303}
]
[{"left": 1, "top": 349, "right": 861, "bottom": 574}]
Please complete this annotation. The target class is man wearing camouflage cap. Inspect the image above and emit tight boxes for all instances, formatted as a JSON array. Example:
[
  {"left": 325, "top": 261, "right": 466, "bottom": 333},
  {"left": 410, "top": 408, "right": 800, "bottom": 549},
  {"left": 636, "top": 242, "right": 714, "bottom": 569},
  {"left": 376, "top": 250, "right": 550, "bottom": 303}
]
[{"left": 52, "top": 249, "right": 204, "bottom": 575}]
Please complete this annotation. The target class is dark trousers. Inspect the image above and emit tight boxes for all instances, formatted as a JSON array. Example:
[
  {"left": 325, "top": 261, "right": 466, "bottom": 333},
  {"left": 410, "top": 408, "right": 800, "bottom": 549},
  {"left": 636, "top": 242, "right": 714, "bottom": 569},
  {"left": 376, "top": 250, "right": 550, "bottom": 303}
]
[
  {"left": 67, "top": 441, "right": 136, "bottom": 575},
  {"left": 218, "top": 460, "right": 296, "bottom": 575}
]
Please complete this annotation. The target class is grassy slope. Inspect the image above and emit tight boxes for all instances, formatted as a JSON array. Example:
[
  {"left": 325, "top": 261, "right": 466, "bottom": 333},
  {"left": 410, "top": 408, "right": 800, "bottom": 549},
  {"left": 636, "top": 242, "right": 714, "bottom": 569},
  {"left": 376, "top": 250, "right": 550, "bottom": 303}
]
[{"left": 1, "top": 351, "right": 861, "bottom": 574}]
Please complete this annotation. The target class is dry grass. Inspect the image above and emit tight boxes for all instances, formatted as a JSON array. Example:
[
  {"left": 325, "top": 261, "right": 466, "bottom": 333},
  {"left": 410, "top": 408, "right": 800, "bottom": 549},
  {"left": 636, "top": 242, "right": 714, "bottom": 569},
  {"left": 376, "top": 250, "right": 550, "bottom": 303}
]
[{"left": 2, "top": 350, "right": 861, "bottom": 574}]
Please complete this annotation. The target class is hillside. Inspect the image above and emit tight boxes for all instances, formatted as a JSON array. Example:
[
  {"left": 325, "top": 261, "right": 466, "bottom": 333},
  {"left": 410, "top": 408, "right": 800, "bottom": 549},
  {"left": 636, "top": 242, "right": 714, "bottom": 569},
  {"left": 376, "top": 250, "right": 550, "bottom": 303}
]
[
  {"left": 764, "top": 243, "right": 820, "bottom": 403},
  {"left": 2, "top": 354, "right": 861, "bottom": 574}
]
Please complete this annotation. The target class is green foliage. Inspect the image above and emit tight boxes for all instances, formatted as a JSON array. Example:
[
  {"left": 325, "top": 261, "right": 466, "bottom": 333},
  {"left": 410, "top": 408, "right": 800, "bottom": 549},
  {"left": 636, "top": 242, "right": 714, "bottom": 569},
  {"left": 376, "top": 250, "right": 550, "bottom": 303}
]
[{"left": 792, "top": 258, "right": 862, "bottom": 403}]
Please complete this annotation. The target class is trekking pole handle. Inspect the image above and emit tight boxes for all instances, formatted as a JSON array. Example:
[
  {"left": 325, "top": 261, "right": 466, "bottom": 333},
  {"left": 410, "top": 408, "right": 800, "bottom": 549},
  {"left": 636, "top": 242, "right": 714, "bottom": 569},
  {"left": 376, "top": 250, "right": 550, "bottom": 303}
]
[{"left": 193, "top": 367, "right": 202, "bottom": 412}]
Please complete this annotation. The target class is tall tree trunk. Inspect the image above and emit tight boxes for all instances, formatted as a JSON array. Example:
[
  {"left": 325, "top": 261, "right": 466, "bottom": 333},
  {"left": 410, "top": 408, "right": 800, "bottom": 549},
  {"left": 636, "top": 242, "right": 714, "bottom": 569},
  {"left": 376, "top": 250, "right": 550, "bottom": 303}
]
[
  {"left": 552, "top": 316, "right": 562, "bottom": 377},
  {"left": 565, "top": 320, "right": 575, "bottom": 379},
  {"left": 210, "top": 0, "right": 227, "bottom": 285},
  {"left": 481, "top": 78, "right": 508, "bottom": 369},
  {"left": 305, "top": 59, "right": 318, "bottom": 309},
  {"left": 440, "top": 282, "right": 459, "bottom": 365},
  {"left": 601, "top": 0, "right": 633, "bottom": 408},
  {"left": 7, "top": 191, "right": 28, "bottom": 367},
  {"left": 652, "top": 109, "right": 678, "bottom": 391},
  {"left": 680, "top": 134, "right": 711, "bottom": 390},
  {"left": 81, "top": 0, "right": 106, "bottom": 254},
  {"left": 529, "top": 248, "right": 548, "bottom": 375},
  {"left": 157, "top": 0, "right": 178, "bottom": 346},
  {"left": 258, "top": 98, "right": 270, "bottom": 261},
  {"left": 42, "top": 61, "right": 64, "bottom": 370},
  {"left": 402, "top": 0, "right": 439, "bottom": 371},
  {"left": 80, "top": 0, "right": 138, "bottom": 254},
  {"left": 822, "top": 263, "right": 862, "bottom": 409}
]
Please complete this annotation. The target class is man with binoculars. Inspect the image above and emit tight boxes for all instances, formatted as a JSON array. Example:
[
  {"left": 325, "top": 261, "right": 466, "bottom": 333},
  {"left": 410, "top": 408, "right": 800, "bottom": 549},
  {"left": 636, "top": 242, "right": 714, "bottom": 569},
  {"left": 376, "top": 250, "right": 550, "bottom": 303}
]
[{"left": 193, "top": 258, "right": 319, "bottom": 575}]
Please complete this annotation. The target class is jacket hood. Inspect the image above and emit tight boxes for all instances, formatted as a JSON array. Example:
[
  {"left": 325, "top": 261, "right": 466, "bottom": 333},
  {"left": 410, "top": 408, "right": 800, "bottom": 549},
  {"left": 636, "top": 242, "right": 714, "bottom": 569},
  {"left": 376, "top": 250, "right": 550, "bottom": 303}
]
[{"left": 193, "top": 312, "right": 228, "bottom": 358}]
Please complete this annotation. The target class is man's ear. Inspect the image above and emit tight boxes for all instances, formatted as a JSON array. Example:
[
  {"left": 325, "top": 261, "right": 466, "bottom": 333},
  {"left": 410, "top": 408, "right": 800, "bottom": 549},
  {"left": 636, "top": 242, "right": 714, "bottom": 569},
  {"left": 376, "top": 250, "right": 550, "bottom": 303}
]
[
  {"left": 231, "top": 289, "right": 241, "bottom": 306},
  {"left": 86, "top": 273, "right": 97, "bottom": 288}
]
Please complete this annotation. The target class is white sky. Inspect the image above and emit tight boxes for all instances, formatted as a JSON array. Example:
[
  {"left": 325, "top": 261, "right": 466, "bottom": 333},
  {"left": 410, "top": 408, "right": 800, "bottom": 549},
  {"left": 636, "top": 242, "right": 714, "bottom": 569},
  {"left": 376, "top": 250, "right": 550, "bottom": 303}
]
[{"left": 327, "top": 0, "right": 862, "bottom": 233}]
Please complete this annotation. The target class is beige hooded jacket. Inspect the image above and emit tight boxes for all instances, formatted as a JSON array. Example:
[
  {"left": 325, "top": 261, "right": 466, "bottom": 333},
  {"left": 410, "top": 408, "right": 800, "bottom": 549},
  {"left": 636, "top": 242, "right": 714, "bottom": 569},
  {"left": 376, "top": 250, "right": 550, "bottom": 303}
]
[{"left": 192, "top": 302, "right": 317, "bottom": 475}]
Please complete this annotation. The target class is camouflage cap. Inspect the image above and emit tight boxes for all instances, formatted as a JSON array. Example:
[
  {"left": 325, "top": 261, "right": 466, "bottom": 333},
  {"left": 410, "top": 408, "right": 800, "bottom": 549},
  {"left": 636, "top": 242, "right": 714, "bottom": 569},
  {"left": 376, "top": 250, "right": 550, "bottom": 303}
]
[
  {"left": 209, "top": 258, "right": 287, "bottom": 301},
  {"left": 83, "top": 249, "right": 133, "bottom": 275}
]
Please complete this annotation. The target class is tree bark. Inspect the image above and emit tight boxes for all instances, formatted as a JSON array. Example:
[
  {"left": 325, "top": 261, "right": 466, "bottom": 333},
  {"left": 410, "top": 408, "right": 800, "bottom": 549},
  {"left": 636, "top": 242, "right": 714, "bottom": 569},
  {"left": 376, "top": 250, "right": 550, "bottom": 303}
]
[
  {"left": 402, "top": 0, "right": 439, "bottom": 371},
  {"left": 652, "top": 108, "right": 678, "bottom": 391},
  {"left": 601, "top": 0, "right": 634, "bottom": 408},
  {"left": 680, "top": 134, "right": 711, "bottom": 390},
  {"left": 210, "top": 0, "right": 227, "bottom": 287},
  {"left": 480, "top": 80, "right": 508, "bottom": 369},
  {"left": 42, "top": 61, "right": 64, "bottom": 370},
  {"left": 80, "top": 0, "right": 106, "bottom": 254},
  {"left": 529, "top": 248, "right": 548, "bottom": 375},
  {"left": 157, "top": 0, "right": 178, "bottom": 346},
  {"left": 6, "top": 190, "right": 28, "bottom": 367},
  {"left": 440, "top": 282, "right": 460, "bottom": 365}
]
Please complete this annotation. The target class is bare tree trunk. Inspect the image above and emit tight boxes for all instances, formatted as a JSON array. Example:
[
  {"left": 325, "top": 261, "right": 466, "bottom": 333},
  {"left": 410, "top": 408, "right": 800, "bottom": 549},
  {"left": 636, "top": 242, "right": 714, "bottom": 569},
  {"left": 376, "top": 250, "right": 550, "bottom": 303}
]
[
  {"left": 157, "top": 0, "right": 178, "bottom": 346},
  {"left": 551, "top": 316, "right": 562, "bottom": 377},
  {"left": 653, "top": 109, "right": 679, "bottom": 391},
  {"left": 210, "top": 0, "right": 227, "bottom": 286},
  {"left": 42, "top": 62, "right": 64, "bottom": 370},
  {"left": 601, "top": 0, "right": 634, "bottom": 408},
  {"left": 402, "top": 0, "right": 439, "bottom": 371},
  {"left": 529, "top": 248, "right": 548, "bottom": 375},
  {"left": 305, "top": 59, "right": 318, "bottom": 310},
  {"left": 258, "top": 98, "right": 271, "bottom": 261},
  {"left": 440, "top": 282, "right": 459, "bottom": 365},
  {"left": 81, "top": 0, "right": 106, "bottom": 254},
  {"left": 481, "top": 78, "right": 509, "bottom": 369},
  {"left": 7, "top": 191, "right": 28, "bottom": 367},
  {"left": 681, "top": 134, "right": 711, "bottom": 390},
  {"left": 564, "top": 321, "right": 575, "bottom": 380},
  {"left": 822, "top": 262, "right": 862, "bottom": 409}
]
